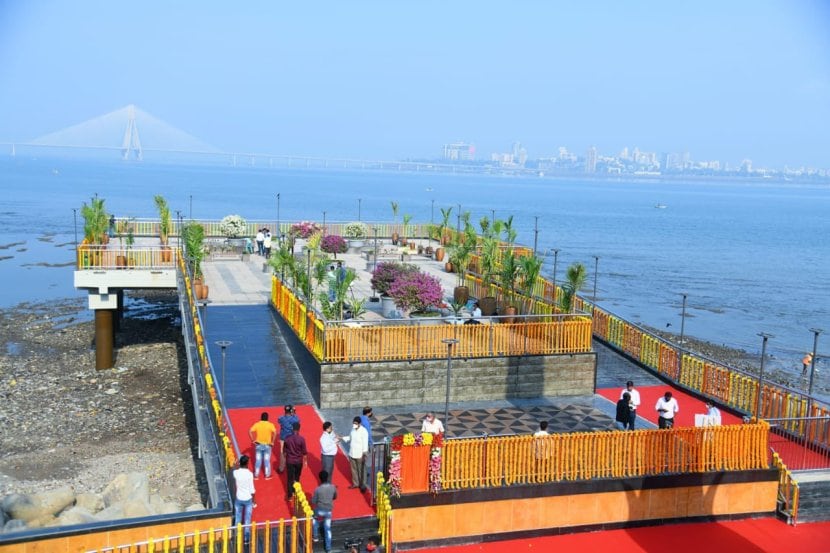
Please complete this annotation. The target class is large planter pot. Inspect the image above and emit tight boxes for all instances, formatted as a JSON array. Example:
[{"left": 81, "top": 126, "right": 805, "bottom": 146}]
[
  {"left": 391, "top": 232, "right": 399, "bottom": 245},
  {"left": 502, "top": 305, "right": 518, "bottom": 323},
  {"left": 115, "top": 254, "right": 127, "bottom": 269},
  {"left": 381, "top": 296, "right": 396, "bottom": 317},
  {"left": 348, "top": 239, "right": 365, "bottom": 249},
  {"left": 160, "top": 246, "right": 172, "bottom": 263},
  {"left": 479, "top": 296, "right": 497, "bottom": 316},
  {"left": 453, "top": 286, "right": 469, "bottom": 306},
  {"left": 444, "top": 261, "right": 454, "bottom": 273},
  {"left": 434, "top": 247, "right": 445, "bottom": 262}
]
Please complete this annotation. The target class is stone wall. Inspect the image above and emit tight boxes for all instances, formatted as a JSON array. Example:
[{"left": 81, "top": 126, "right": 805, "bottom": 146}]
[{"left": 320, "top": 353, "right": 596, "bottom": 409}]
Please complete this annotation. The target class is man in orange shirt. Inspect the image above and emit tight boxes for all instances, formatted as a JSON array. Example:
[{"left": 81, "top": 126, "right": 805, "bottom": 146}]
[
  {"left": 802, "top": 353, "right": 813, "bottom": 376},
  {"left": 249, "top": 412, "right": 277, "bottom": 479}
]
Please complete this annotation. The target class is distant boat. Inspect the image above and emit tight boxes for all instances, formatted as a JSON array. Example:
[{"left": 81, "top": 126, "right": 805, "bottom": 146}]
[
  {"left": 654, "top": 203, "right": 667, "bottom": 209},
  {"left": 425, "top": 187, "right": 434, "bottom": 192}
]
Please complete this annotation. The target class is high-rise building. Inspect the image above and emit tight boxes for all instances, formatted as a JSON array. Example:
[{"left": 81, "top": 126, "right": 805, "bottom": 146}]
[
  {"left": 443, "top": 142, "right": 475, "bottom": 161},
  {"left": 585, "top": 146, "right": 597, "bottom": 173}
]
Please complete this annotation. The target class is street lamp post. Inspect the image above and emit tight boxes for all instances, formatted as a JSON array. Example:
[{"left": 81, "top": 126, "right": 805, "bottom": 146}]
[
  {"left": 442, "top": 338, "right": 459, "bottom": 429},
  {"left": 277, "top": 193, "right": 281, "bottom": 242},
  {"left": 215, "top": 340, "right": 232, "bottom": 400},
  {"left": 456, "top": 204, "right": 461, "bottom": 234},
  {"left": 189, "top": 194, "right": 193, "bottom": 220},
  {"left": 592, "top": 256, "right": 600, "bottom": 313},
  {"left": 755, "top": 332, "right": 772, "bottom": 419},
  {"left": 322, "top": 211, "right": 327, "bottom": 236},
  {"left": 679, "top": 293, "right": 688, "bottom": 348},
  {"left": 431, "top": 199, "right": 435, "bottom": 225},
  {"left": 175, "top": 210, "right": 182, "bottom": 246},
  {"left": 358, "top": 198, "right": 362, "bottom": 222},
  {"left": 306, "top": 249, "right": 312, "bottom": 308},
  {"left": 551, "top": 249, "right": 560, "bottom": 302}
]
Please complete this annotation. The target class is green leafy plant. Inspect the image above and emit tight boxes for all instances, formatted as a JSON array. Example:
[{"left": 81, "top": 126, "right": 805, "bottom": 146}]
[
  {"left": 559, "top": 262, "right": 588, "bottom": 314},
  {"left": 153, "top": 195, "right": 172, "bottom": 244},
  {"left": 81, "top": 197, "right": 109, "bottom": 244},
  {"left": 182, "top": 222, "right": 206, "bottom": 279}
]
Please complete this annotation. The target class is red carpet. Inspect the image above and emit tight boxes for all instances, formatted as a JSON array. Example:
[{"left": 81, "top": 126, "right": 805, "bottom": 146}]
[
  {"left": 227, "top": 405, "right": 374, "bottom": 521},
  {"left": 410, "top": 518, "right": 830, "bottom": 553},
  {"left": 598, "top": 385, "right": 744, "bottom": 427}
]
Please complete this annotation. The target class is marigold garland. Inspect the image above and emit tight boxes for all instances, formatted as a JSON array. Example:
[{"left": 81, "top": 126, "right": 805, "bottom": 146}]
[{"left": 387, "top": 432, "right": 443, "bottom": 497}]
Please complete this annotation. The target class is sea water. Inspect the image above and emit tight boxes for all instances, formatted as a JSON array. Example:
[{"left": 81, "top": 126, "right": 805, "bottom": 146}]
[{"left": 1, "top": 157, "right": 827, "bottom": 375}]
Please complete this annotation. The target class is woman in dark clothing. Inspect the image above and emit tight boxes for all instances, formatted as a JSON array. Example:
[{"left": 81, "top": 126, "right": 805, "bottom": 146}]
[{"left": 616, "top": 392, "right": 634, "bottom": 430}]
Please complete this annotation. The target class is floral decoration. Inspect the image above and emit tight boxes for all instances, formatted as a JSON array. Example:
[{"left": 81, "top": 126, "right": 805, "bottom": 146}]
[
  {"left": 370, "top": 261, "right": 418, "bottom": 296},
  {"left": 388, "top": 271, "right": 443, "bottom": 313},
  {"left": 344, "top": 221, "right": 369, "bottom": 239},
  {"left": 290, "top": 220, "right": 321, "bottom": 239},
  {"left": 218, "top": 214, "right": 247, "bottom": 238},
  {"left": 320, "top": 234, "right": 348, "bottom": 255},
  {"left": 387, "top": 432, "right": 443, "bottom": 497}
]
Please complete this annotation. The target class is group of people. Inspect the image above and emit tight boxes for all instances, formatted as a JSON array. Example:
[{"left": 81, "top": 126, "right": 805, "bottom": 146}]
[
  {"left": 615, "top": 380, "right": 722, "bottom": 430},
  {"left": 326, "top": 261, "right": 348, "bottom": 301},
  {"left": 254, "top": 227, "right": 273, "bottom": 258},
  {"left": 232, "top": 404, "right": 376, "bottom": 551}
]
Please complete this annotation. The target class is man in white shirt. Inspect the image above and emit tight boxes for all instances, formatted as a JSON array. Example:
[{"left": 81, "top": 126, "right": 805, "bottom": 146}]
[
  {"left": 319, "top": 421, "right": 340, "bottom": 479},
  {"left": 421, "top": 412, "right": 445, "bottom": 434},
  {"left": 341, "top": 416, "right": 369, "bottom": 492},
  {"left": 533, "top": 420, "right": 551, "bottom": 460},
  {"left": 255, "top": 229, "right": 265, "bottom": 256},
  {"left": 620, "top": 380, "right": 641, "bottom": 429},
  {"left": 705, "top": 400, "right": 722, "bottom": 425},
  {"left": 655, "top": 391, "right": 680, "bottom": 429},
  {"left": 232, "top": 455, "right": 256, "bottom": 543}
]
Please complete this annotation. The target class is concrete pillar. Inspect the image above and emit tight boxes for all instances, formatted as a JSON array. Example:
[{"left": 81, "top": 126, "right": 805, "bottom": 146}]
[{"left": 95, "top": 309, "right": 114, "bottom": 370}]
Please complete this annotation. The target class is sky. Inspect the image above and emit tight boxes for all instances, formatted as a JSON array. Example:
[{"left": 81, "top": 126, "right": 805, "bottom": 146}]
[{"left": 0, "top": 1, "right": 828, "bottom": 168}]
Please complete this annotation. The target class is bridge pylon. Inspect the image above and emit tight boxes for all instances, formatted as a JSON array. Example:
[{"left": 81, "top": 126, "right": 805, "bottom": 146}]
[{"left": 121, "top": 104, "right": 143, "bottom": 161}]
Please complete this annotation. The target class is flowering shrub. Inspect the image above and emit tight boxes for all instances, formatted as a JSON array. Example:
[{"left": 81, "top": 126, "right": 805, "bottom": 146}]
[
  {"left": 388, "top": 271, "right": 443, "bottom": 313},
  {"left": 321, "top": 234, "right": 347, "bottom": 255},
  {"left": 290, "top": 220, "right": 321, "bottom": 239},
  {"left": 219, "top": 214, "right": 247, "bottom": 238},
  {"left": 388, "top": 432, "right": 443, "bottom": 497},
  {"left": 371, "top": 261, "right": 418, "bottom": 296},
  {"left": 344, "top": 221, "right": 369, "bottom": 239}
]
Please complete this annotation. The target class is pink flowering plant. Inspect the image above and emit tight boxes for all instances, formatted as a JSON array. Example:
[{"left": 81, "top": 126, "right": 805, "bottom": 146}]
[
  {"left": 320, "top": 234, "right": 347, "bottom": 256},
  {"left": 289, "top": 221, "right": 321, "bottom": 239},
  {"left": 370, "top": 261, "right": 418, "bottom": 297},
  {"left": 388, "top": 271, "right": 443, "bottom": 313}
]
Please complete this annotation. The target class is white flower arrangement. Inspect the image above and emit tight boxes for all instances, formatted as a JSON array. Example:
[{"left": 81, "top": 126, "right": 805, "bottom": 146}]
[
  {"left": 219, "top": 214, "right": 247, "bottom": 238},
  {"left": 344, "top": 221, "right": 369, "bottom": 239}
]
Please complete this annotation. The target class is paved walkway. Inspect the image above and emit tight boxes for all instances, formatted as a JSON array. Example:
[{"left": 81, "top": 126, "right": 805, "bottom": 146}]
[{"left": 198, "top": 247, "right": 661, "bottom": 439}]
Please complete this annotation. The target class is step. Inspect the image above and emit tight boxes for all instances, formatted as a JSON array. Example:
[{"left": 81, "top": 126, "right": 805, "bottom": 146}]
[
  {"left": 795, "top": 509, "right": 830, "bottom": 523},
  {"left": 312, "top": 515, "right": 379, "bottom": 553}
]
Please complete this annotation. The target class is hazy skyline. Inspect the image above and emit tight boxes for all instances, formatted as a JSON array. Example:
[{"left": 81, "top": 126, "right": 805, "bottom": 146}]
[{"left": 1, "top": 1, "right": 828, "bottom": 168}]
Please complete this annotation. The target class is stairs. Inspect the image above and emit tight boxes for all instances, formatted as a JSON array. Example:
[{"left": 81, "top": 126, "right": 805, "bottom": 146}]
[
  {"left": 312, "top": 515, "right": 379, "bottom": 553},
  {"left": 790, "top": 472, "right": 830, "bottom": 524}
]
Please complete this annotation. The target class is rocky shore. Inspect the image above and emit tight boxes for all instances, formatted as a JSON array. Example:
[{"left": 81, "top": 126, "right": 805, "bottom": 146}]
[{"left": 0, "top": 292, "right": 207, "bottom": 532}]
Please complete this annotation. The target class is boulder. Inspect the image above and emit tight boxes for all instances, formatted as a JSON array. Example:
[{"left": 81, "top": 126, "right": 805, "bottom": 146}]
[
  {"left": 56, "top": 506, "right": 97, "bottom": 527},
  {"left": 102, "top": 473, "right": 149, "bottom": 507},
  {"left": 26, "top": 514, "right": 57, "bottom": 528},
  {"left": 94, "top": 504, "right": 125, "bottom": 522},
  {"left": 150, "top": 494, "right": 180, "bottom": 515},
  {"left": 121, "top": 498, "right": 153, "bottom": 518},
  {"left": 75, "top": 492, "right": 104, "bottom": 513},
  {"left": 3, "top": 486, "right": 74, "bottom": 522},
  {"left": 2, "top": 519, "right": 27, "bottom": 534},
  {"left": 185, "top": 503, "right": 205, "bottom": 512}
]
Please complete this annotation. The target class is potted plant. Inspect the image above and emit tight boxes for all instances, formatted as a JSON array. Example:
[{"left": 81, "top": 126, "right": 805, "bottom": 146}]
[
  {"left": 559, "top": 262, "right": 588, "bottom": 314},
  {"left": 320, "top": 234, "right": 347, "bottom": 259},
  {"left": 401, "top": 214, "right": 413, "bottom": 248},
  {"left": 80, "top": 196, "right": 109, "bottom": 267},
  {"left": 498, "top": 249, "right": 521, "bottom": 322},
  {"left": 114, "top": 219, "right": 131, "bottom": 268},
  {"left": 183, "top": 221, "right": 207, "bottom": 298},
  {"left": 125, "top": 220, "right": 136, "bottom": 267},
  {"left": 434, "top": 207, "right": 453, "bottom": 260},
  {"left": 390, "top": 201, "right": 400, "bottom": 244},
  {"left": 153, "top": 195, "right": 173, "bottom": 262},
  {"left": 519, "top": 254, "right": 544, "bottom": 314},
  {"left": 290, "top": 221, "right": 321, "bottom": 240},
  {"left": 344, "top": 221, "right": 369, "bottom": 249},
  {"left": 371, "top": 261, "right": 417, "bottom": 317},
  {"left": 446, "top": 224, "right": 475, "bottom": 306},
  {"left": 477, "top": 218, "right": 503, "bottom": 316},
  {"left": 219, "top": 214, "right": 247, "bottom": 238},
  {"left": 388, "top": 270, "right": 443, "bottom": 317}
]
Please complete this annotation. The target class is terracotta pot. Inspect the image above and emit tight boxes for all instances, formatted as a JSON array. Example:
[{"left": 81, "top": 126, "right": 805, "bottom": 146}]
[
  {"left": 199, "top": 284, "right": 209, "bottom": 300},
  {"left": 193, "top": 282, "right": 204, "bottom": 299},
  {"left": 115, "top": 254, "right": 127, "bottom": 269},
  {"left": 391, "top": 232, "right": 399, "bottom": 245},
  {"left": 502, "top": 305, "right": 518, "bottom": 324},
  {"left": 434, "top": 247, "right": 445, "bottom": 262},
  {"left": 479, "top": 296, "right": 497, "bottom": 316},
  {"left": 453, "top": 286, "right": 469, "bottom": 306},
  {"left": 160, "top": 246, "right": 172, "bottom": 263},
  {"left": 445, "top": 261, "right": 454, "bottom": 273},
  {"left": 417, "top": 245, "right": 424, "bottom": 254}
]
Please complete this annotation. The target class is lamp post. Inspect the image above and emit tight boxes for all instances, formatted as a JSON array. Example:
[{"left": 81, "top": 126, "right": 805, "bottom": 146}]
[
  {"left": 442, "top": 338, "right": 459, "bottom": 429},
  {"left": 592, "top": 255, "right": 600, "bottom": 314},
  {"left": 755, "top": 332, "right": 772, "bottom": 419},
  {"left": 456, "top": 204, "right": 461, "bottom": 234},
  {"left": 189, "top": 194, "right": 193, "bottom": 220},
  {"left": 372, "top": 226, "right": 379, "bottom": 272},
  {"left": 72, "top": 208, "right": 78, "bottom": 247},
  {"left": 491, "top": 209, "right": 495, "bottom": 223},
  {"left": 215, "top": 340, "right": 232, "bottom": 400},
  {"left": 551, "top": 249, "right": 560, "bottom": 302},
  {"left": 277, "top": 193, "right": 281, "bottom": 242},
  {"left": 533, "top": 216, "right": 539, "bottom": 256},
  {"left": 175, "top": 210, "right": 182, "bottom": 246},
  {"left": 679, "top": 293, "right": 688, "bottom": 348},
  {"left": 322, "top": 211, "right": 327, "bottom": 236},
  {"left": 806, "top": 328, "right": 823, "bottom": 416},
  {"left": 358, "top": 198, "right": 362, "bottom": 222},
  {"left": 306, "top": 249, "right": 312, "bottom": 309}
]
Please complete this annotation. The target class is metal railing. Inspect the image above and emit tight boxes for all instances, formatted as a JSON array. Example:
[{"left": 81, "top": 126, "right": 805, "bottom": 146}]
[
  {"left": 76, "top": 245, "right": 178, "bottom": 270},
  {"left": 771, "top": 451, "right": 800, "bottom": 525},
  {"left": 767, "top": 416, "right": 830, "bottom": 471}
]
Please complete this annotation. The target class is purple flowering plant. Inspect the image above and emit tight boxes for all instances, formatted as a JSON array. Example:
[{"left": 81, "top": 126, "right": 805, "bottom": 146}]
[
  {"left": 388, "top": 271, "right": 443, "bottom": 313},
  {"left": 289, "top": 220, "right": 321, "bottom": 239},
  {"left": 370, "top": 261, "right": 418, "bottom": 296},
  {"left": 320, "top": 234, "right": 347, "bottom": 255}
]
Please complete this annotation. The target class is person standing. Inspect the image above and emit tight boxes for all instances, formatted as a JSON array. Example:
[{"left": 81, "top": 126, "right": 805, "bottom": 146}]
[
  {"left": 802, "top": 353, "right": 814, "bottom": 376},
  {"left": 704, "top": 400, "right": 722, "bottom": 425},
  {"left": 326, "top": 265, "right": 337, "bottom": 301},
  {"left": 616, "top": 392, "right": 634, "bottom": 430},
  {"left": 360, "top": 406, "right": 374, "bottom": 486},
  {"left": 464, "top": 301, "right": 482, "bottom": 325},
  {"left": 263, "top": 229, "right": 272, "bottom": 258},
  {"left": 277, "top": 405, "right": 300, "bottom": 473},
  {"left": 255, "top": 228, "right": 265, "bottom": 256},
  {"left": 341, "top": 416, "right": 369, "bottom": 492},
  {"left": 620, "top": 381, "right": 641, "bottom": 429},
  {"left": 655, "top": 391, "right": 680, "bottom": 429},
  {"left": 283, "top": 422, "right": 307, "bottom": 501},
  {"left": 248, "top": 411, "right": 277, "bottom": 479},
  {"left": 311, "top": 470, "right": 338, "bottom": 553},
  {"left": 232, "top": 455, "right": 256, "bottom": 544},
  {"left": 421, "top": 412, "right": 445, "bottom": 434},
  {"left": 336, "top": 261, "right": 347, "bottom": 285},
  {"left": 319, "top": 421, "right": 340, "bottom": 478},
  {"left": 533, "top": 420, "right": 551, "bottom": 461}
]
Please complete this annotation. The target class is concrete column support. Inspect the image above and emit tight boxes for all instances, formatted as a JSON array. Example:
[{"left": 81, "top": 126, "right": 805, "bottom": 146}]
[{"left": 95, "top": 309, "right": 114, "bottom": 370}]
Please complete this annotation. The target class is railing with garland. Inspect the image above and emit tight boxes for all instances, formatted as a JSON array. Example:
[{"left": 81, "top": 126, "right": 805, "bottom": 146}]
[
  {"left": 771, "top": 452, "right": 800, "bottom": 526},
  {"left": 437, "top": 422, "right": 770, "bottom": 490},
  {"left": 376, "top": 473, "right": 393, "bottom": 550},
  {"left": 271, "top": 276, "right": 592, "bottom": 363}
]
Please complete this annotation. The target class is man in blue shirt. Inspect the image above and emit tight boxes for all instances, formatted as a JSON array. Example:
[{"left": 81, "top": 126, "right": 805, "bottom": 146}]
[{"left": 277, "top": 404, "right": 300, "bottom": 473}]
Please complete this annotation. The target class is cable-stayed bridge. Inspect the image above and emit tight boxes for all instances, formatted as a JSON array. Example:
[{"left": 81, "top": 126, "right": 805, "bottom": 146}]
[{"left": 1, "top": 105, "right": 531, "bottom": 176}]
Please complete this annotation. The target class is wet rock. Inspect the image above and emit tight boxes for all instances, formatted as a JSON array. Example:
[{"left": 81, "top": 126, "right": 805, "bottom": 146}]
[
  {"left": 56, "top": 506, "right": 97, "bottom": 526},
  {"left": 102, "top": 473, "right": 149, "bottom": 507},
  {"left": 75, "top": 492, "right": 104, "bottom": 513},
  {"left": 3, "top": 518, "right": 27, "bottom": 534}
]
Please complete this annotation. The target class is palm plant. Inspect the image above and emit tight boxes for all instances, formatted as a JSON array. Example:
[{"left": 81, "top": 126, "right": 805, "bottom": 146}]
[
  {"left": 519, "top": 255, "right": 544, "bottom": 313},
  {"left": 390, "top": 201, "right": 399, "bottom": 241},
  {"left": 182, "top": 222, "right": 206, "bottom": 279},
  {"left": 269, "top": 242, "right": 298, "bottom": 285},
  {"left": 498, "top": 249, "right": 521, "bottom": 309},
  {"left": 559, "top": 262, "right": 588, "bottom": 314},
  {"left": 402, "top": 214, "right": 412, "bottom": 242},
  {"left": 318, "top": 267, "right": 358, "bottom": 321},
  {"left": 80, "top": 197, "right": 109, "bottom": 244},
  {"left": 153, "top": 195, "right": 171, "bottom": 245},
  {"left": 439, "top": 207, "right": 453, "bottom": 244}
]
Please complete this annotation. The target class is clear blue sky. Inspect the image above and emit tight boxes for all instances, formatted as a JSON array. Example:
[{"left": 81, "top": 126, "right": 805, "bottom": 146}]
[{"left": 0, "top": 1, "right": 828, "bottom": 168}]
